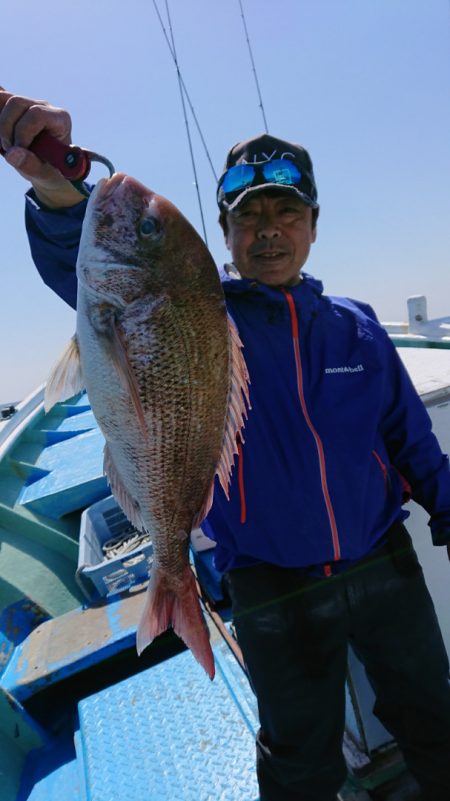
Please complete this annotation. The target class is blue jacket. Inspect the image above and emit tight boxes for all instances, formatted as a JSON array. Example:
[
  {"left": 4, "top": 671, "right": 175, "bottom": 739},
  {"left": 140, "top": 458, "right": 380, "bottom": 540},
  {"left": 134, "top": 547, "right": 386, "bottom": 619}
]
[{"left": 25, "top": 190, "right": 450, "bottom": 575}]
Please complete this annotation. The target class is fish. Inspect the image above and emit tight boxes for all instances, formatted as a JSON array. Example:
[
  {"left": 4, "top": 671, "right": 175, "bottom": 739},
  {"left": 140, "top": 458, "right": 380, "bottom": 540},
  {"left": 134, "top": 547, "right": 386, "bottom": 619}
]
[{"left": 45, "top": 172, "right": 250, "bottom": 679}]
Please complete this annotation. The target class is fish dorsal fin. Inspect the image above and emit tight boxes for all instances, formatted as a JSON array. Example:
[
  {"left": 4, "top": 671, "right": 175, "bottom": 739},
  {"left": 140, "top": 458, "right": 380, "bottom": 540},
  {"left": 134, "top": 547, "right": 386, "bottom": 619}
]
[
  {"left": 193, "top": 315, "right": 250, "bottom": 527},
  {"left": 103, "top": 444, "right": 147, "bottom": 533},
  {"left": 110, "top": 322, "right": 147, "bottom": 437},
  {"left": 217, "top": 315, "right": 251, "bottom": 498},
  {"left": 44, "top": 335, "right": 84, "bottom": 412}
]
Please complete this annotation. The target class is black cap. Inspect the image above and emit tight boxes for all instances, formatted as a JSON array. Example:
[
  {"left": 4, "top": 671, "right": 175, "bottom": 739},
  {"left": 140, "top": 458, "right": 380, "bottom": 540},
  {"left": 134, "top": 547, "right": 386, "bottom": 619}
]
[{"left": 217, "top": 133, "right": 319, "bottom": 212}]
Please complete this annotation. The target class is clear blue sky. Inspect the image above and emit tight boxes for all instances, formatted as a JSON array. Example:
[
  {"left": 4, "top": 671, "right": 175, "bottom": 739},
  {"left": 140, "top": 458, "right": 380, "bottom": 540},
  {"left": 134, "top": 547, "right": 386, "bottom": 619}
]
[{"left": 1, "top": 0, "right": 449, "bottom": 402}]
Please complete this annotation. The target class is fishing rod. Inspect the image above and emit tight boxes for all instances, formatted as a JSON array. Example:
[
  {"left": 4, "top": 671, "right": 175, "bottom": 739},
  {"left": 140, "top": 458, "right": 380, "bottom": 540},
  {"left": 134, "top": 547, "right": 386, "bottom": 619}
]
[{"left": 238, "top": 0, "right": 269, "bottom": 133}]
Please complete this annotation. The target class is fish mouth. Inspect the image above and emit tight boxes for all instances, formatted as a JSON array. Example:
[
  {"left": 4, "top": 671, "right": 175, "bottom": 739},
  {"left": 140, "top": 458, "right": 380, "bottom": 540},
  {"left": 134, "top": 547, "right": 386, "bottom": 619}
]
[
  {"left": 90, "top": 173, "right": 154, "bottom": 209},
  {"left": 92, "top": 172, "right": 128, "bottom": 202}
]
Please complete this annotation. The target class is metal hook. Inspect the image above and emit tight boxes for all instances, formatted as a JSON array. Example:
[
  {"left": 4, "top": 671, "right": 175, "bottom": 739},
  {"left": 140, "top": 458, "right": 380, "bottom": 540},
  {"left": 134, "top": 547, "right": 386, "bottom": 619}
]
[{"left": 84, "top": 150, "right": 116, "bottom": 178}]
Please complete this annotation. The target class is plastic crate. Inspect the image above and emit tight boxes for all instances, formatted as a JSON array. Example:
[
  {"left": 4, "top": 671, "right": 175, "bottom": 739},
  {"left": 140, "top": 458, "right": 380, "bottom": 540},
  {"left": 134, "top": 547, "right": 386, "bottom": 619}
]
[{"left": 77, "top": 495, "right": 153, "bottom": 599}]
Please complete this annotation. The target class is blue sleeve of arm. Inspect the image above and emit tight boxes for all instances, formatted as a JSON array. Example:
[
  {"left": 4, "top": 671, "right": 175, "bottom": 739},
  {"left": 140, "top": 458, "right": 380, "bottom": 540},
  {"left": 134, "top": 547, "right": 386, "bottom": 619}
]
[
  {"left": 25, "top": 186, "right": 90, "bottom": 310},
  {"left": 380, "top": 333, "right": 450, "bottom": 543}
]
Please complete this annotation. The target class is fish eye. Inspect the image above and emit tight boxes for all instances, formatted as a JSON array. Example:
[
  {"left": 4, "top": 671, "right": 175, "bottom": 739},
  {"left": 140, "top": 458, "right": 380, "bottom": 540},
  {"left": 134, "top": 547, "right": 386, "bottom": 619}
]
[{"left": 139, "top": 216, "right": 161, "bottom": 239}]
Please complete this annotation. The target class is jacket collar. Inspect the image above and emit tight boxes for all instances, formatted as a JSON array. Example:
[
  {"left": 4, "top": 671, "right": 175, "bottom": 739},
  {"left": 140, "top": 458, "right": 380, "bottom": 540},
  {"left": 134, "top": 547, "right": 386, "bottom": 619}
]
[
  {"left": 221, "top": 265, "right": 324, "bottom": 299},
  {"left": 221, "top": 268, "right": 325, "bottom": 329}
]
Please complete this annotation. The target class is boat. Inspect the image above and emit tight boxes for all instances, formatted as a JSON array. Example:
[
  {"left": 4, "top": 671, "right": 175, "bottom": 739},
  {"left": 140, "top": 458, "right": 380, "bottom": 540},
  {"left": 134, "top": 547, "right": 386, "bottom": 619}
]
[
  {"left": 0, "top": 296, "right": 449, "bottom": 801},
  {"left": 0, "top": 385, "right": 262, "bottom": 801}
]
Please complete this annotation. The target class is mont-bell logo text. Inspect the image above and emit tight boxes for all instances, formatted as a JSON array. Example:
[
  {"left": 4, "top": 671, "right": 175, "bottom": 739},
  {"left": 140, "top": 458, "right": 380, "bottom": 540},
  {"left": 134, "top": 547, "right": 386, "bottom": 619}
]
[{"left": 325, "top": 364, "right": 364, "bottom": 375}]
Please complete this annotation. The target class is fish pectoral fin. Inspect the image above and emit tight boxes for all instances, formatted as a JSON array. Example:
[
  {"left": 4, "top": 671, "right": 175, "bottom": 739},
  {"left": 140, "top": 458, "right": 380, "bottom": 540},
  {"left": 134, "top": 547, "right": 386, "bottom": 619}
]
[
  {"left": 103, "top": 444, "right": 146, "bottom": 532},
  {"left": 109, "top": 322, "right": 147, "bottom": 436},
  {"left": 215, "top": 315, "right": 251, "bottom": 501},
  {"left": 136, "top": 565, "right": 215, "bottom": 680},
  {"left": 44, "top": 335, "right": 84, "bottom": 412}
]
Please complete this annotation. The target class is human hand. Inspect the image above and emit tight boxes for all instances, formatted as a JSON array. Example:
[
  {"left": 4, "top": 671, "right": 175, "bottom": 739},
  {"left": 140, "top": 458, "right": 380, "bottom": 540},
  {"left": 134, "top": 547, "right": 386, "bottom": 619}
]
[{"left": 0, "top": 88, "right": 86, "bottom": 207}]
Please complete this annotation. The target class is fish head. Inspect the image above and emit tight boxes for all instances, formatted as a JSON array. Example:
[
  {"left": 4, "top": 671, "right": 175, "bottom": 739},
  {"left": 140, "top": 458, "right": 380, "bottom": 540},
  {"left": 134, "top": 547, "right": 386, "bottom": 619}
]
[{"left": 77, "top": 172, "right": 218, "bottom": 305}]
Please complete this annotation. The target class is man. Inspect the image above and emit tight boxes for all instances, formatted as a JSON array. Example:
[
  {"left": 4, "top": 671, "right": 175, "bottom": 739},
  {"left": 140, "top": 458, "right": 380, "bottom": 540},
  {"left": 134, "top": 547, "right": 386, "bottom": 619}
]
[{"left": 2, "top": 90, "right": 450, "bottom": 801}]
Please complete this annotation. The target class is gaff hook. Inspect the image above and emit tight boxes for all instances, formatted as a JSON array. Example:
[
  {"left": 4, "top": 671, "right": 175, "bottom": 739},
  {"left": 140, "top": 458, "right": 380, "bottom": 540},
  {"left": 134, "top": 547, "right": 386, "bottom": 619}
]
[{"left": 0, "top": 130, "right": 115, "bottom": 197}]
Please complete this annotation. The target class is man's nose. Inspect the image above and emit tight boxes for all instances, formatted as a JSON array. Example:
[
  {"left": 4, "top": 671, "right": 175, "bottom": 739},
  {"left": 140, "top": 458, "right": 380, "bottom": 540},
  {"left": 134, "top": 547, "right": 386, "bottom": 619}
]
[{"left": 256, "top": 214, "right": 281, "bottom": 238}]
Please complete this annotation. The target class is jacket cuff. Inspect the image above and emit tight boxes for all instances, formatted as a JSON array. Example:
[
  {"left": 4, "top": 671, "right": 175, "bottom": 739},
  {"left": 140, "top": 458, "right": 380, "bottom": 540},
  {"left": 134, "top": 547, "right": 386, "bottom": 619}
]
[{"left": 25, "top": 184, "right": 91, "bottom": 218}]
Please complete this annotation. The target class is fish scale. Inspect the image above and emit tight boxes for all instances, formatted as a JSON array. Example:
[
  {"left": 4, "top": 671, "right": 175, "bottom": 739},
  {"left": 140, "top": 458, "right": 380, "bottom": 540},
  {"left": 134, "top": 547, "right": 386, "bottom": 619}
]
[{"left": 115, "top": 296, "right": 230, "bottom": 540}]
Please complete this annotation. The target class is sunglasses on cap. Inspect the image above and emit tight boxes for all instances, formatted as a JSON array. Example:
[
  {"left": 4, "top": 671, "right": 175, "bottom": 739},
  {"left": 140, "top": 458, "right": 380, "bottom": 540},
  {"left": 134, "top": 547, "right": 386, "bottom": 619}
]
[{"left": 219, "top": 159, "right": 302, "bottom": 196}]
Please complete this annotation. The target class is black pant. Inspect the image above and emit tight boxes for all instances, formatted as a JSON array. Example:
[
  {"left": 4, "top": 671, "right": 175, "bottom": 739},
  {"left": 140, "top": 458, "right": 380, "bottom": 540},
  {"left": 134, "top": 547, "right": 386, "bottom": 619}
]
[{"left": 224, "top": 525, "right": 450, "bottom": 801}]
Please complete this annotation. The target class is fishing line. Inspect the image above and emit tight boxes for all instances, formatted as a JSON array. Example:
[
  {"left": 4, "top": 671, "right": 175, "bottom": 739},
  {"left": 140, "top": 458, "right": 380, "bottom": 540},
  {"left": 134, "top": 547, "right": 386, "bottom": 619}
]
[
  {"left": 151, "top": 5, "right": 218, "bottom": 242},
  {"left": 151, "top": 1, "right": 217, "bottom": 182},
  {"left": 238, "top": 0, "right": 269, "bottom": 133},
  {"left": 163, "top": 0, "right": 209, "bottom": 245},
  {"left": 152, "top": 1, "right": 270, "bottom": 242}
]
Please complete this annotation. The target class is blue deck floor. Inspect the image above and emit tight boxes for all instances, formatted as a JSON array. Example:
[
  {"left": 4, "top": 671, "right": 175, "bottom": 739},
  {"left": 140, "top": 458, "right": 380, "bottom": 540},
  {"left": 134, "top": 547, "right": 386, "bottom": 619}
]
[
  {"left": 77, "top": 645, "right": 260, "bottom": 801},
  {"left": 16, "top": 638, "right": 260, "bottom": 801}
]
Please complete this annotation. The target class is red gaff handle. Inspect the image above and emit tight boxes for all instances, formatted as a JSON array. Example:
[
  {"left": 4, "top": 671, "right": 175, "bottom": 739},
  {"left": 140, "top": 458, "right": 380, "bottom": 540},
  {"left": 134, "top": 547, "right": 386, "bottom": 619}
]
[
  {"left": 27, "top": 131, "right": 90, "bottom": 180},
  {"left": 0, "top": 130, "right": 91, "bottom": 180}
]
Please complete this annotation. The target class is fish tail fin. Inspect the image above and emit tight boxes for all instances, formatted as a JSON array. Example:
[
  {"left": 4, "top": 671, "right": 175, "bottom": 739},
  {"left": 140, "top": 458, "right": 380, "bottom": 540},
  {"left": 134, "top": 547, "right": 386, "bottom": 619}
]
[{"left": 136, "top": 565, "right": 215, "bottom": 679}]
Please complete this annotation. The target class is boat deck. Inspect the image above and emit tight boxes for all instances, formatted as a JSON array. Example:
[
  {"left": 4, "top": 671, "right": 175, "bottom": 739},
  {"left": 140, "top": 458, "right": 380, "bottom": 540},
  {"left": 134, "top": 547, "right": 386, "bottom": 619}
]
[{"left": 0, "top": 385, "right": 431, "bottom": 800}]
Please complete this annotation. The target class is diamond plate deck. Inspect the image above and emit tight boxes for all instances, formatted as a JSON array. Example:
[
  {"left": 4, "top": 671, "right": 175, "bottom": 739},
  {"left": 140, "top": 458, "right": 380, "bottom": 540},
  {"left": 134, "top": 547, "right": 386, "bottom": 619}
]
[{"left": 77, "top": 648, "right": 260, "bottom": 801}]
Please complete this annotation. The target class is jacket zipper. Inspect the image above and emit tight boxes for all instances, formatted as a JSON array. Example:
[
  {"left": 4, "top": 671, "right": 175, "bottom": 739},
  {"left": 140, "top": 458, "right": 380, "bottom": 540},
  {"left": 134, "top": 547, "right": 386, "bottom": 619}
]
[{"left": 281, "top": 289, "right": 341, "bottom": 562}]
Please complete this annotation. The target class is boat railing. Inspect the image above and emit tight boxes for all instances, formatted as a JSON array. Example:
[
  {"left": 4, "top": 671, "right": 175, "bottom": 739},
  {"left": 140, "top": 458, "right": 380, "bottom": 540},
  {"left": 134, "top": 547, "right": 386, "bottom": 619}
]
[
  {"left": 384, "top": 294, "right": 450, "bottom": 350},
  {"left": 0, "top": 384, "right": 45, "bottom": 460}
]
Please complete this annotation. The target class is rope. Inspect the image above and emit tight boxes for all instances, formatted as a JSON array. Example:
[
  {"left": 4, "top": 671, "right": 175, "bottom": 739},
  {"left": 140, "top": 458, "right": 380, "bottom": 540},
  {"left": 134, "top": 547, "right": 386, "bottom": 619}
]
[
  {"left": 102, "top": 528, "right": 152, "bottom": 559},
  {"left": 194, "top": 575, "right": 247, "bottom": 673}
]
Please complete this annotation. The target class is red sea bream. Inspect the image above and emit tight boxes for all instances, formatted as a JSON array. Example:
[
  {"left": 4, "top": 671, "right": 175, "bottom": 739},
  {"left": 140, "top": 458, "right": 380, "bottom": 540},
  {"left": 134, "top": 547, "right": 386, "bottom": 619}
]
[{"left": 45, "top": 173, "right": 250, "bottom": 678}]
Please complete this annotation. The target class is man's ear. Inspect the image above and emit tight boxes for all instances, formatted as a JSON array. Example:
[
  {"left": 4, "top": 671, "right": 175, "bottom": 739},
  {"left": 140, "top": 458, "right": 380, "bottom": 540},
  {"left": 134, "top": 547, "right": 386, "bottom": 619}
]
[
  {"left": 219, "top": 212, "right": 229, "bottom": 248},
  {"left": 311, "top": 207, "right": 319, "bottom": 242}
]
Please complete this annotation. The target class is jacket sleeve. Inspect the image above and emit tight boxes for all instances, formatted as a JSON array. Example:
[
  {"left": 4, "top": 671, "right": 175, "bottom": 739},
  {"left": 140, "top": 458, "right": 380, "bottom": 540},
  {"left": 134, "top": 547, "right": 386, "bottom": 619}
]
[
  {"left": 25, "top": 186, "right": 91, "bottom": 310},
  {"left": 380, "top": 330, "right": 450, "bottom": 544}
]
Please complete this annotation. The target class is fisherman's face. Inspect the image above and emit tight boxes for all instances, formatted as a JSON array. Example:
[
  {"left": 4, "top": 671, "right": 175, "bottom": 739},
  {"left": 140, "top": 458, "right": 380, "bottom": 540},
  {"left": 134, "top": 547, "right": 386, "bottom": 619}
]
[{"left": 224, "top": 190, "right": 317, "bottom": 287}]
